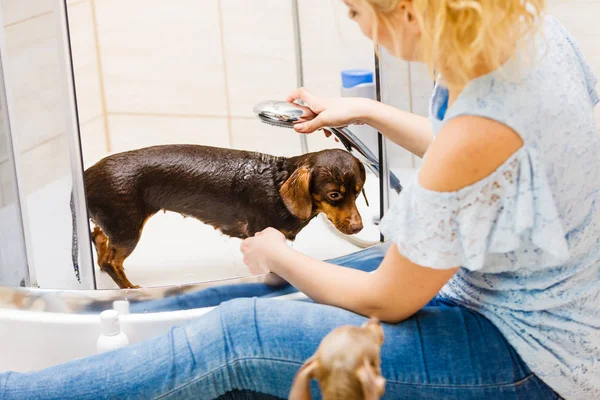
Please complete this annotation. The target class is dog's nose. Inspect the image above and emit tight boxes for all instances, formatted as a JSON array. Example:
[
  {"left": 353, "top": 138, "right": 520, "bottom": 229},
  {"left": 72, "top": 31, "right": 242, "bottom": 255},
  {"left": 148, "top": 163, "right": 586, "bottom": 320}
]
[{"left": 348, "top": 220, "right": 363, "bottom": 234}]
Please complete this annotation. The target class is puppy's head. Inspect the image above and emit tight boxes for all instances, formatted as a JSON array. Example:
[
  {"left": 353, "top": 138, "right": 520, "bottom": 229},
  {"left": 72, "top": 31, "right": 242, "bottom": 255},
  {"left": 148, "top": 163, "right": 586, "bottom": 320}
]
[
  {"left": 279, "top": 149, "right": 366, "bottom": 235},
  {"left": 289, "top": 318, "right": 386, "bottom": 400}
]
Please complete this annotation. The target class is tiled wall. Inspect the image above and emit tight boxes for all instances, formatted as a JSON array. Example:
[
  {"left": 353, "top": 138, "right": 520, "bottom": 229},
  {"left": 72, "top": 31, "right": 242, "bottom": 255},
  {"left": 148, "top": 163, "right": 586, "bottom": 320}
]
[
  {"left": 68, "top": 0, "right": 379, "bottom": 169},
  {"left": 0, "top": 0, "right": 87, "bottom": 208},
  {"left": 0, "top": 0, "right": 599, "bottom": 208}
]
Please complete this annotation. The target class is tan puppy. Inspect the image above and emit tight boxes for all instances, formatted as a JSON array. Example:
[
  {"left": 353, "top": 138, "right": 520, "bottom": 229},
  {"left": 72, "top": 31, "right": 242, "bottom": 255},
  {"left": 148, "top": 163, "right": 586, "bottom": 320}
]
[{"left": 289, "top": 318, "right": 386, "bottom": 400}]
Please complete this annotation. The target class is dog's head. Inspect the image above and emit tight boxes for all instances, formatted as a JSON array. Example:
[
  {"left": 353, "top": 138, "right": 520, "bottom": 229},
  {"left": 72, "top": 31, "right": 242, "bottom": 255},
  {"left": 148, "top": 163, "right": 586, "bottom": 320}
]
[
  {"left": 289, "top": 318, "right": 386, "bottom": 400},
  {"left": 279, "top": 149, "right": 366, "bottom": 235}
]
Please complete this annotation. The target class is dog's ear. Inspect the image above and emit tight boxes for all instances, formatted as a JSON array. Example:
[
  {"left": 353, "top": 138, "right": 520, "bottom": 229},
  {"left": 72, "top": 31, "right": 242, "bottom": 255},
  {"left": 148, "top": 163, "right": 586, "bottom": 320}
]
[
  {"left": 362, "top": 318, "right": 384, "bottom": 345},
  {"left": 358, "top": 161, "right": 366, "bottom": 182},
  {"left": 280, "top": 166, "right": 313, "bottom": 220},
  {"left": 356, "top": 359, "right": 386, "bottom": 400},
  {"left": 289, "top": 356, "right": 318, "bottom": 400}
]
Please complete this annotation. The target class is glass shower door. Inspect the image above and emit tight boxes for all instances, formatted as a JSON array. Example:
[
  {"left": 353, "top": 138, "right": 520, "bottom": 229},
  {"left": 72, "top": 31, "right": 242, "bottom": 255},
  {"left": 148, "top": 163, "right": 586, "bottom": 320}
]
[{"left": 0, "top": 0, "right": 95, "bottom": 289}]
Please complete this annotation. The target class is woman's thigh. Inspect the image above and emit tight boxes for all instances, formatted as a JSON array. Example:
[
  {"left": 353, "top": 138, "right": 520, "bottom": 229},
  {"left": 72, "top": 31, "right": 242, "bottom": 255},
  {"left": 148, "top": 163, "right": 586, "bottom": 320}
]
[
  {"left": 173, "top": 297, "right": 556, "bottom": 400},
  {"left": 0, "top": 297, "right": 557, "bottom": 400}
]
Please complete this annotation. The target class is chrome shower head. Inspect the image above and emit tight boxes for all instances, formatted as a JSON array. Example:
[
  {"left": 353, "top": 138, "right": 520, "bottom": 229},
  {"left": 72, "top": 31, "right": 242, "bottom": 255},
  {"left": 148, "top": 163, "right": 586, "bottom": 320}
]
[
  {"left": 253, "top": 100, "right": 402, "bottom": 193},
  {"left": 252, "top": 100, "right": 305, "bottom": 129}
]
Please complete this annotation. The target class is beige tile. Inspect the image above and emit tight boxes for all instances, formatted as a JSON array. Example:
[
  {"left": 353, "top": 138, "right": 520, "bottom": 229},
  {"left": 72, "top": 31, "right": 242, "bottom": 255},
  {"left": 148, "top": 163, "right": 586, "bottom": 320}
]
[
  {"left": 380, "top": 51, "right": 410, "bottom": 110},
  {"left": 298, "top": 0, "right": 374, "bottom": 98},
  {"left": 409, "top": 63, "right": 434, "bottom": 117},
  {"left": 68, "top": 0, "right": 103, "bottom": 124},
  {"left": 220, "top": 0, "right": 296, "bottom": 117},
  {"left": 574, "top": 36, "right": 600, "bottom": 69},
  {"left": 19, "top": 134, "right": 71, "bottom": 195},
  {"left": 1, "top": 0, "right": 52, "bottom": 27},
  {"left": 230, "top": 117, "right": 301, "bottom": 157},
  {"left": 79, "top": 117, "right": 107, "bottom": 167},
  {"left": 107, "top": 115, "right": 230, "bottom": 154},
  {"left": 387, "top": 141, "right": 414, "bottom": 169},
  {"left": 5, "top": 13, "right": 65, "bottom": 152},
  {"left": 94, "top": 0, "right": 228, "bottom": 116},
  {"left": 547, "top": 2, "right": 600, "bottom": 37},
  {"left": 306, "top": 131, "right": 346, "bottom": 153}
]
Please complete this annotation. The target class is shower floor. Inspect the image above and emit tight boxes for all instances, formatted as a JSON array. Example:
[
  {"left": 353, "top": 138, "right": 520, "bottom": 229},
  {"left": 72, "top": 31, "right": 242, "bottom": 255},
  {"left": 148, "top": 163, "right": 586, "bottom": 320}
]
[{"left": 12, "top": 169, "right": 415, "bottom": 289}]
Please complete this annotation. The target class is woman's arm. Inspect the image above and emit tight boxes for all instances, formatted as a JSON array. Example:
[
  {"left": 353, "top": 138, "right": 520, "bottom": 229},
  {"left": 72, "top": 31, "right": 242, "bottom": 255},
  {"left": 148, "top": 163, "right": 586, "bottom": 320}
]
[
  {"left": 358, "top": 99, "right": 433, "bottom": 158},
  {"left": 287, "top": 88, "right": 433, "bottom": 158},
  {"left": 242, "top": 115, "right": 523, "bottom": 323},
  {"left": 267, "top": 239, "right": 457, "bottom": 323}
]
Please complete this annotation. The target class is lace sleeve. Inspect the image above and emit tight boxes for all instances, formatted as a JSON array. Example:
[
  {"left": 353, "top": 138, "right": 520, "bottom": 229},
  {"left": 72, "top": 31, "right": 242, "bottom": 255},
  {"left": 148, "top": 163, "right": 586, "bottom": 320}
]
[
  {"left": 548, "top": 16, "right": 599, "bottom": 106},
  {"left": 379, "top": 147, "right": 570, "bottom": 272}
]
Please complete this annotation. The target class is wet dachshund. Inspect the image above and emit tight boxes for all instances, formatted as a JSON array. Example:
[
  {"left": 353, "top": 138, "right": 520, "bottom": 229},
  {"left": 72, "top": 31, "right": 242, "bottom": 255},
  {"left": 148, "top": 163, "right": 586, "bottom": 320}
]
[{"left": 71, "top": 145, "right": 366, "bottom": 289}]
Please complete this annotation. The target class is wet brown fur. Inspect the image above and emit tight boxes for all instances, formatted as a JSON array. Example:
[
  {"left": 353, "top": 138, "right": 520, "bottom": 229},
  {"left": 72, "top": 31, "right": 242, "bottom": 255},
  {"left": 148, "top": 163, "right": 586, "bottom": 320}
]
[{"left": 83, "top": 145, "right": 366, "bottom": 288}]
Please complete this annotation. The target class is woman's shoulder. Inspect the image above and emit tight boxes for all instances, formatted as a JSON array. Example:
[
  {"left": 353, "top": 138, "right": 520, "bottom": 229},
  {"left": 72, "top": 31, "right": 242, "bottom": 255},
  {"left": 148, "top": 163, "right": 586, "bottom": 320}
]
[
  {"left": 420, "top": 115, "right": 523, "bottom": 193},
  {"left": 440, "top": 16, "right": 598, "bottom": 143}
]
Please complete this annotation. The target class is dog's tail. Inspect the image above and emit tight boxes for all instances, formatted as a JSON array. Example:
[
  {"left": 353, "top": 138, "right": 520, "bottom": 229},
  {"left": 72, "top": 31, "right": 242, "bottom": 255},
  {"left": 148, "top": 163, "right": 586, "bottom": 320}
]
[{"left": 70, "top": 191, "right": 81, "bottom": 283}]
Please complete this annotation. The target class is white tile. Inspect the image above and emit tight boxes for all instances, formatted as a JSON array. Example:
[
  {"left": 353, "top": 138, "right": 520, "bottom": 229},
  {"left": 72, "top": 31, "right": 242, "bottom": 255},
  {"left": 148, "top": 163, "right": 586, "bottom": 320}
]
[
  {"left": 5, "top": 13, "right": 65, "bottom": 152},
  {"left": 387, "top": 140, "right": 415, "bottom": 169},
  {"left": 298, "top": 0, "right": 375, "bottom": 98},
  {"left": 19, "top": 134, "right": 71, "bottom": 195},
  {"left": 230, "top": 117, "right": 301, "bottom": 157},
  {"left": 306, "top": 131, "right": 346, "bottom": 153},
  {"left": 409, "top": 62, "right": 434, "bottom": 117},
  {"left": 220, "top": 0, "right": 296, "bottom": 117},
  {"left": 94, "top": 0, "right": 228, "bottom": 116},
  {"left": 107, "top": 115, "right": 230, "bottom": 154},
  {"left": 1, "top": 0, "right": 51, "bottom": 27},
  {"left": 68, "top": 0, "right": 103, "bottom": 124},
  {"left": 547, "top": 2, "right": 600, "bottom": 37},
  {"left": 80, "top": 117, "right": 107, "bottom": 167},
  {"left": 380, "top": 51, "right": 410, "bottom": 110}
]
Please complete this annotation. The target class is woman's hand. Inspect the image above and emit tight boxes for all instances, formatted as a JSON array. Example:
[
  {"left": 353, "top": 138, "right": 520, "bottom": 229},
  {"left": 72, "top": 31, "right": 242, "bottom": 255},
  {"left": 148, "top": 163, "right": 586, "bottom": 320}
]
[
  {"left": 289, "top": 87, "right": 434, "bottom": 158},
  {"left": 240, "top": 228, "right": 288, "bottom": 276},
  {"left": 286, "top": 88, "right": 372, "bottom": 134}
]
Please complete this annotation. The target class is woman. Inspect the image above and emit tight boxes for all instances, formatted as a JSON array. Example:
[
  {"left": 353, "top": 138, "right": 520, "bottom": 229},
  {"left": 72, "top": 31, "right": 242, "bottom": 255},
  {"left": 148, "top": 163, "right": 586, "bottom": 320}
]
[{"left": 2, "top": 0, "right": 598, "bottom": 399}]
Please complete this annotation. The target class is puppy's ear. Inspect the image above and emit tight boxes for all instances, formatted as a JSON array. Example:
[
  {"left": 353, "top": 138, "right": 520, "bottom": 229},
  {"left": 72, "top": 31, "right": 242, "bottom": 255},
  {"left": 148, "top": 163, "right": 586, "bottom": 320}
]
[
  {"left": 356, "top": 360, "right": 386, "bottom": 400},
  {"left": 358, "top": 161, "right": 366, "bottom": 182},
  {"left": 289, "top": 356, "right": 318, "bottom": 400},
  {"left": 362, "top": 318, "right": 384, "bottom": 345},
  {"left": 280, "top": 166, "right": 313, "bottom": 220}
]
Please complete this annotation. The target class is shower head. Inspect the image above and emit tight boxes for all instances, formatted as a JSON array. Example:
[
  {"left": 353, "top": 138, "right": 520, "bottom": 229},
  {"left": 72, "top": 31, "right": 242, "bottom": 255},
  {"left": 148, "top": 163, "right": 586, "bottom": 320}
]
[
  {"left": 253, "top": 100, "right": 307, "bottom": 129},
  {"left": 253, "top": 100, "right": 403, "bottom": 193}
]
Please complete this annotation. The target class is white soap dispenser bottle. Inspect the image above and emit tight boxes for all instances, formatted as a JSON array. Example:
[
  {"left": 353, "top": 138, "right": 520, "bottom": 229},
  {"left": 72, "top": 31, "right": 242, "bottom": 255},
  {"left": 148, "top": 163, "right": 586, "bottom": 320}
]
[{"left": 96, "top": 309, "right": 129, "bottom": 354}]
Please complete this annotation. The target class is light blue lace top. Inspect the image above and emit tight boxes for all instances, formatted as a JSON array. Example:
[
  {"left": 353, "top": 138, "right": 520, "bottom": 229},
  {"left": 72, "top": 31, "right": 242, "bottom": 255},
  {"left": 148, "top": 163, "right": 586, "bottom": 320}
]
[{"left": 380, "top": 17, "right": 600, "bottom": 400}]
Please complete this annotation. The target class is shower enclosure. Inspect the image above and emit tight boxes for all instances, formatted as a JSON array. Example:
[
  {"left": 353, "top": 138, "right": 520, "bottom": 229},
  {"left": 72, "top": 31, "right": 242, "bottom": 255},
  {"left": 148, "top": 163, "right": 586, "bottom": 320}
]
[
  {"left": 0, "top": 0, "right": 431, "bottom": 293},
  {"left": 0, "top": 0, "right": 431, "bottom": 372}
]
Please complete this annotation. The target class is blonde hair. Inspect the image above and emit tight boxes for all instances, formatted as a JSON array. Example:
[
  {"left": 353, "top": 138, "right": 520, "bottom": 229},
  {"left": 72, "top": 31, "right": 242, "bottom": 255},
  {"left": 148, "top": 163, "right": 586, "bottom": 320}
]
[{"left": 362, "top": 0, "right": 545, "bottom": 88}]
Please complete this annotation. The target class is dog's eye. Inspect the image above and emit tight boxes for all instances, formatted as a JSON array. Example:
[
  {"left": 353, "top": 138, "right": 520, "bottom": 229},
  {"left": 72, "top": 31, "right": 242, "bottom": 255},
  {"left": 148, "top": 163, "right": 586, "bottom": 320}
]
[{"left": 328, "top": 192, "right": 341, "bottom": 201}]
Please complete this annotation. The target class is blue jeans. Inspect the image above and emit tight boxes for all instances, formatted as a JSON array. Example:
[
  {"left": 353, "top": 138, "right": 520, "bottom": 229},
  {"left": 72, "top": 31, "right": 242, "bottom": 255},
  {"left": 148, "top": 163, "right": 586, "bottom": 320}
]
[{"left": 0, "top": 246, "right": 558, "bottom": 399}]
